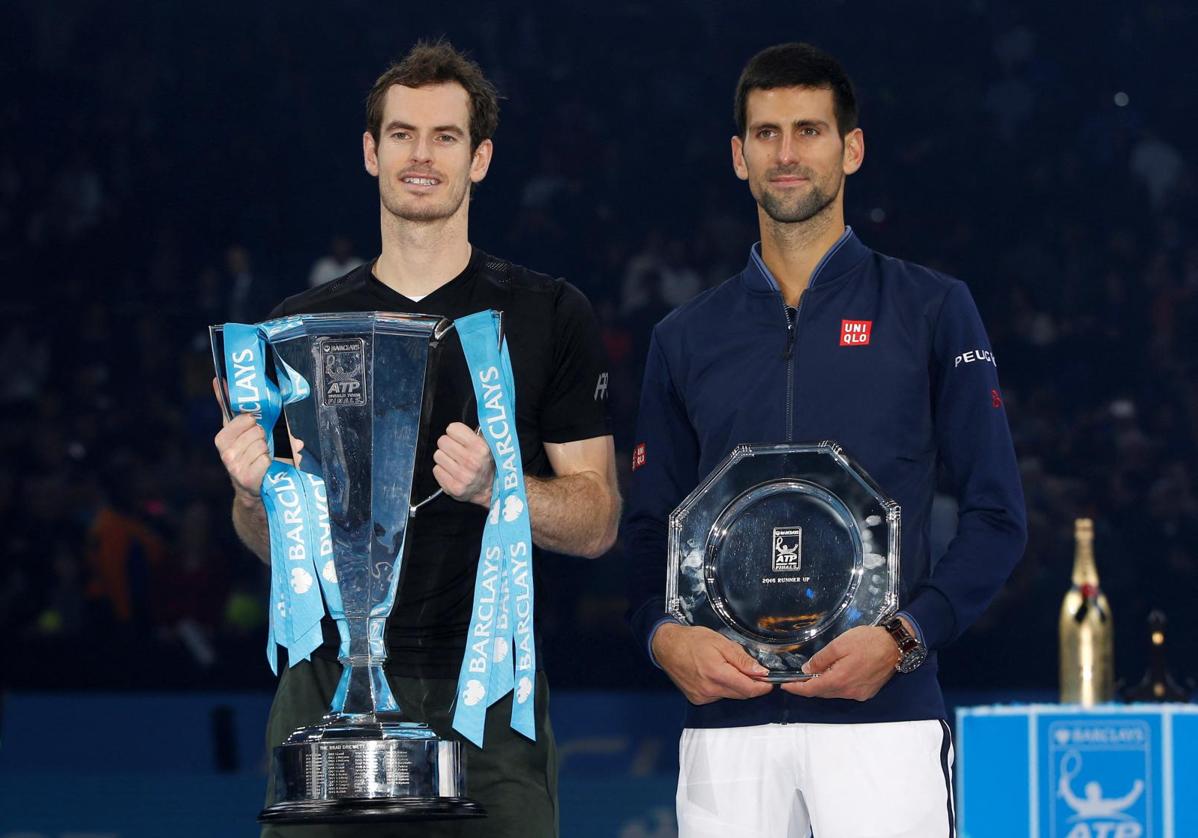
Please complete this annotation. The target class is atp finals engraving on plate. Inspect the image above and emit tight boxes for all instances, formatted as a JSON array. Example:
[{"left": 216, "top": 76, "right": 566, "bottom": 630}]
[
  {"left": 319, "top": 338, "right": 367, "bottom": 407},
  {"left": 772, "top": 526, "right": 803, "bottom": 572}
]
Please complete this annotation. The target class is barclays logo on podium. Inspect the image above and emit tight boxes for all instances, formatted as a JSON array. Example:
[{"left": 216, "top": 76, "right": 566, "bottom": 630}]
[{"left": 1047, "top": 720, "right": 1152, "bottom": 838}]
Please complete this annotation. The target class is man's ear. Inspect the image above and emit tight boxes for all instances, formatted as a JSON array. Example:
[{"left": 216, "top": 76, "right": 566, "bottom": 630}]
[
  {"left": 731, "top": 135, "right": 749, "bottom": 182},
  {"left": 363, "top": 131, "right": 380, "bottom": 177},
  {"left": 470, "top": 138, "right": 494, "bottom": 184},
  {"left": 842, "top": 128, "right": 864, "bottom": 175}
]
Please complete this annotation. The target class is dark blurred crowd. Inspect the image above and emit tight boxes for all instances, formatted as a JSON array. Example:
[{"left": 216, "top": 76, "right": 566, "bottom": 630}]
[{"left": 1, "top": 1, "right": 1195, "bottom": 693}]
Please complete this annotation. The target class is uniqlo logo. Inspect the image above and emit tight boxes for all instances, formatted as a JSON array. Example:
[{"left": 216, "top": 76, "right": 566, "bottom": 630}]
[
  {"left": 632, "top": 443, "right": 647, "bottom": 471},
  {"left": 840, "top": 320, "right": 873, "bottom": 346}
]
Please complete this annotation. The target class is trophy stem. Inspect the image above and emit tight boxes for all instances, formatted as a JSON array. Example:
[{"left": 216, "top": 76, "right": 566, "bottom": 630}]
[
  {"left": 332, "top": 660, "right": 401, "bottom": 717},
  {"left": 331, "top": 615, "right": 402, "bottom": 717}
]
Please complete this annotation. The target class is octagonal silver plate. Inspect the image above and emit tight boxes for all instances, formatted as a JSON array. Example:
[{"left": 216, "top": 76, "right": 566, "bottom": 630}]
[{"left": 666, "top": 441, "right": 900, "bottom": 681}]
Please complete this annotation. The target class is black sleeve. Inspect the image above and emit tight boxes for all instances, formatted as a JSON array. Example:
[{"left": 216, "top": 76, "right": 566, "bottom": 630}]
[{"left": 539, "top": 281, "right": 613, "bottom": 443}]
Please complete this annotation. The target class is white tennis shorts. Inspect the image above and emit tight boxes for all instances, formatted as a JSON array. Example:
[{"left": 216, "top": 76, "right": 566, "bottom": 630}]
[{"left": 676, "top": 720, "right": 955, "bottom": 838}]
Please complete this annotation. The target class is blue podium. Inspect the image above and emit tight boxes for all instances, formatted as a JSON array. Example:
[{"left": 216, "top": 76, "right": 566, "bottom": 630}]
[{"left": 956, "top": 703, "right": 1198, "bottom": 838}]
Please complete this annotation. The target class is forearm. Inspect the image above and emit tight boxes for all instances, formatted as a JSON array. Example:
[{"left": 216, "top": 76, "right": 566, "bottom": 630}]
[
  {"left": 905, "top": 506, "right": 1026, "bottom": 650},
  {"left": 624, "top": 514, "right": 671, "bottom": 654},
  {"left": 624, "top": 328, "right": 699, "bottom": 650},
  {"left": 231, "top": 493, "right": 271, "bottom": 565},
  {"left": 525, "top": 470, "right": 620, "bottom": 558}
]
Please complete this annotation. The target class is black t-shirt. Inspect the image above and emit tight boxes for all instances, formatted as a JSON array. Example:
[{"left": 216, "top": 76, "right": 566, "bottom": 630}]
[{"left": 267, "top": 248, "right": 611, "bottom": 677}]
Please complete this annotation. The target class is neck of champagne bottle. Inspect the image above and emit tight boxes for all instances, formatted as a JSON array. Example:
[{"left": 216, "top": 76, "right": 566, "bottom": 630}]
[
  {"left": 1071, "top": 518, "right": 1099, "bottom": 589},
  {"left": 1149, "top": 624, "right": 1167, "bottom": 678}
]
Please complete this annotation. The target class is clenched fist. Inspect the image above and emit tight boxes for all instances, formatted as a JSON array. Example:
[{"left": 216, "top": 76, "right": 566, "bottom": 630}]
[
  {"left": 211, "top": 377, "right": 302, "bottom": 499},
  {"left": 432, "top": 422, "right": 495, "bottom": 508}
]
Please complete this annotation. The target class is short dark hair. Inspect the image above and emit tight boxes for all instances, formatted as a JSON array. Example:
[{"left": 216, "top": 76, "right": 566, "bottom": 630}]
[
  {"left": 365, "top": 40, "right": 499, "bottom": 151},
  {"left": 734, "top": 43, "right": 858, "bottom": 138}
]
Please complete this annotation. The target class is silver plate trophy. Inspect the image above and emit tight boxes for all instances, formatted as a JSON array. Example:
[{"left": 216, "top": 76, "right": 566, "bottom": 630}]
[
  {"left": 667, "top": 442, "right": 900, "bottom": 682},
  {"left": 211, "top": 312, "right": 485, "bottom": 823}
]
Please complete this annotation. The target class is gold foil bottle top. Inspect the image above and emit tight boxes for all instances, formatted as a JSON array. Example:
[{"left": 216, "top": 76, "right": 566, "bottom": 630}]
[
  {"left": 1074, "top": 518, "right": 1093, "bottom": 544},
  {"left": 1071, "top": 517, "right": 1099, "bottom": 588}
]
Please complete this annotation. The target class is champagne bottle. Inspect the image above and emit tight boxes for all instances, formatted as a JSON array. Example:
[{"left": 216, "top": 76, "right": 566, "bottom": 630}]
[
  {"left": 1059, "top": 518, "right": 1114, "bottom": 705},
  {"left": 1122, "top": 610, "right": 1189, "bottom": 702}
]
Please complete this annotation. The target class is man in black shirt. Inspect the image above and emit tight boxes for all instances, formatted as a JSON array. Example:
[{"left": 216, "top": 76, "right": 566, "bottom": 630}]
[{"left": 213, "top": 41, "right": 620, "bottom": 838}]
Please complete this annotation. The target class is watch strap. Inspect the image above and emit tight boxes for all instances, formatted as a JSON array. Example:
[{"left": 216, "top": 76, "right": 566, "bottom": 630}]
[{"left": 882, "top": 615, "right": 925, "bottom": 672}]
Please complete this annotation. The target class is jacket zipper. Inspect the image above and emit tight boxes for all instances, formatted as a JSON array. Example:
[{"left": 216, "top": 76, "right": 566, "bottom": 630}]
[
  {"left": 767, "top": 234, "right": 847, "bottom": 722},
  {"left": 780, "top": 295, "right": 799, "bottom": 442}
]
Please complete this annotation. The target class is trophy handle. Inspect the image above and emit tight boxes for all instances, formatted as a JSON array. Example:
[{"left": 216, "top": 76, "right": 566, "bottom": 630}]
[{"left": 208, "top": 325, "right": 234, "bottom": 423}]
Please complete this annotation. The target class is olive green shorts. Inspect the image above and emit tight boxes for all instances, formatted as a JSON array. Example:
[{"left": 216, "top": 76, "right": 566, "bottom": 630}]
[{"left": 261, "top": 657, "right": 558, "bottom": 838}]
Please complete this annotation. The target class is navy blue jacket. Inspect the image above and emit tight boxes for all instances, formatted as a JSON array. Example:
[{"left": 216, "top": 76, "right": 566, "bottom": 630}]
[{"left": 625, "top": 229, "right": 1027, "bottom": 727}]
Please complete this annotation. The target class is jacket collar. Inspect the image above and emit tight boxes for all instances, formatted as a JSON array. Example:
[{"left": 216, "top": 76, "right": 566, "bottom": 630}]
[{"left": 744, "top": 226, "right": 869, "bottom": 294}]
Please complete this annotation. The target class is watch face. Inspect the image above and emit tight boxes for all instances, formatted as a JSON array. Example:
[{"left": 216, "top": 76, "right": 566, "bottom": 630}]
[{"left": 897, "top": 646, "right": 927, "bottom": 674}]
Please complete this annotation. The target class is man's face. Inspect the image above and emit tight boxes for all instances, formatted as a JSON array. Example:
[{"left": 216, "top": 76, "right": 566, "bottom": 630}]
[
  {"left": 363, "top": 82, "right": 492, "bottom": 223},
  {"left": 731, "top": 86, "right": 863, "bottom": 225}
]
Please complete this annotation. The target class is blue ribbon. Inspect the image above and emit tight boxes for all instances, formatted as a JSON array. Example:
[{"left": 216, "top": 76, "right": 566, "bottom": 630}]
[
  {"left": 223, "top": 323, "right": 330, "bottom": 674},
  {"left": 452, "top": 311, "right": 537, "bottom": 746}
]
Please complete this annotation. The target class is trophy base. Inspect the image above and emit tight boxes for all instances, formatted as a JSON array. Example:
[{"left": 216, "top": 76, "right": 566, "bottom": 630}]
[
  {"left": 259, "top": 796, "right": 486, "bottom": 824},
  {"left": 745, "top": 645, "right": 814, "bottom": 682},
  {"left": 264, "top": 715, "right": 484, "bottom": 824},
  {"left": 760, "top": 671, "right": 818, "bottom": 683}
]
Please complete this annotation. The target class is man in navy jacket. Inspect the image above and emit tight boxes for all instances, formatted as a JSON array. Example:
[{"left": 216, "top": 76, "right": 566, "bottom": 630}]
[{"left": 625, "top": 43, "right": 1027, "bottom": 837}]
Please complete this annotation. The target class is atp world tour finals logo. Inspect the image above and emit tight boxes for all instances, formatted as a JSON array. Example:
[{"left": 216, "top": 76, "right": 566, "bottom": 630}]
[
  {"left": 772, "top": 527, "right": 802, "bottom": 572},
  {"left": 319, "top": 337, "right": 367, "bottom": 407},
  {"left": 1047, "top": 719, "right": 1152, "bottom": 838}
]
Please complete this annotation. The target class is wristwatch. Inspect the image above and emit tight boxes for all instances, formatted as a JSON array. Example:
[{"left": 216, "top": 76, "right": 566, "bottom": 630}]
[{"left": 882, "top": 616, "right": 927, "bottom": 673}]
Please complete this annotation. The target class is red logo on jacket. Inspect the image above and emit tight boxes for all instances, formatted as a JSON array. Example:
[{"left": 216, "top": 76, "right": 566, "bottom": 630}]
[
  {"left": 840, "top": 320, "right": 873, "bottom": 346},
  {"left": 632, "top": 443, "right": 647, "bottom": 471}
]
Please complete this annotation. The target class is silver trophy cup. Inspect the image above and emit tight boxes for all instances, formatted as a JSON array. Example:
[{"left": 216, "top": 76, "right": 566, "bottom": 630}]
[
  {"left": 667, "top": 442, "right": 900, "bottom": 681},
  {"left": 212, "top": 312, "right": 485, "bottom": 823}
]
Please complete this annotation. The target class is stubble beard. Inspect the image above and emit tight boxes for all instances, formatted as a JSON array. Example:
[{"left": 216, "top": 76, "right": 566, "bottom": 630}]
[
  {"left": 380, "top": 177, "right": 469, "bottom": 224},
  {"left": 756, "top": 170, "right": 843, "bottom": 225}
]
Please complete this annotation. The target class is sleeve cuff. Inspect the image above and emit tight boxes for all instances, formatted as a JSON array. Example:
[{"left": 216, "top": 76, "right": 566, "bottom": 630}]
[
  {"left": 895, "top": 610, "right": 925, "bottom": 646},
  {"left": 540, "top": 419, "right": 614, "bottom": 445},
  {"left": 902, "top": 587, "right": 958, "bottom": 651},
  {"left": 647, "top": 615, "right": 682, "bottom": 669}
]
